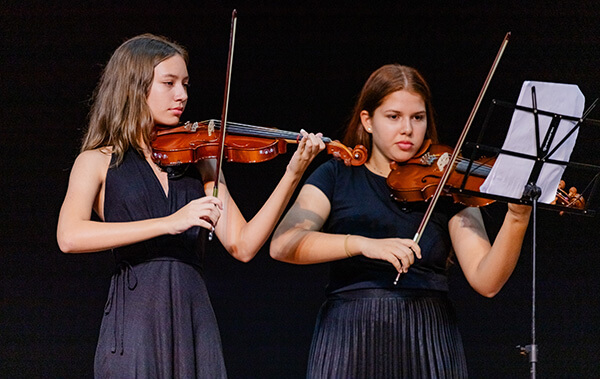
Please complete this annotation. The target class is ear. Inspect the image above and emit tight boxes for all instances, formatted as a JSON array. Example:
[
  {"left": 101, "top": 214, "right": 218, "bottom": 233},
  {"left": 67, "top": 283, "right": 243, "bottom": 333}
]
[{"left": 360, "top": 110, "right": 373, "bottom": 134}]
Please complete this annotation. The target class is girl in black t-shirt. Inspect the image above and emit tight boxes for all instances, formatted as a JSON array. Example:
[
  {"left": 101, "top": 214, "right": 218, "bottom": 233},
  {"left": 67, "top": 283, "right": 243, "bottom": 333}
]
[{"left": 270, "top": 64, "right": 531, "bottom": 378}]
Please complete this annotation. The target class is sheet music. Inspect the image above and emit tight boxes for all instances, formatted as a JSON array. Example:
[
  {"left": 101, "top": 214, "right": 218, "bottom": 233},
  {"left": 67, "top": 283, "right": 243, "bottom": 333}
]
[{"left": 480, "top": 81, "right": 584, "bottom": 203}]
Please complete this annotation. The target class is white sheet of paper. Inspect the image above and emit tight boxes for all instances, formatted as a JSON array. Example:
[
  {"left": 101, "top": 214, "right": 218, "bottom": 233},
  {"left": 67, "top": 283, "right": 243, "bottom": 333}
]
[{"left": 479, "top": 81, "right": 584, "bottom": 203}]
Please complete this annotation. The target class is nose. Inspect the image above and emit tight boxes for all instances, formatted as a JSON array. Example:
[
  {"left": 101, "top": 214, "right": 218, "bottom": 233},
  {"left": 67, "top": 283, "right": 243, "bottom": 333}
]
[
  {"left": 175, "top": 83, "right": 188, "bottom": 103},
  {"left": 399, "top": 117, "right": 412, "bottom": 135}
]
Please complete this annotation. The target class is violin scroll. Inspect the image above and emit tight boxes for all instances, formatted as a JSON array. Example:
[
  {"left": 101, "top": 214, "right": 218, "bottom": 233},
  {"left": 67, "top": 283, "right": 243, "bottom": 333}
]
[
  {"left": 326, "top": 141, "right": 368, "bottom": 167},
  {"left": 551, "top": 179, "right": 585, "bottom": 211}
]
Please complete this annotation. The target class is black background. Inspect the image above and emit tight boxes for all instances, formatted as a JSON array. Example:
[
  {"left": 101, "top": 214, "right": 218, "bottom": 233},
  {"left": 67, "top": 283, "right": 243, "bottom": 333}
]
[{"left": 2, "top": 1, "right": 600, "bottom": 377}]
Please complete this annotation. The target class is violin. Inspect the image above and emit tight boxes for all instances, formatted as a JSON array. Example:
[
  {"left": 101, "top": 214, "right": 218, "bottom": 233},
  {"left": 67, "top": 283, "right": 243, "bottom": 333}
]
[
  {"left": 387, "top": 140, "right": 495, "bottom": 207},
  {"left": 151, "top": 119, "right": 368, "bottom": 167},
  {"left": 387, "top": 139, "right": 585, "bottom": 210}
]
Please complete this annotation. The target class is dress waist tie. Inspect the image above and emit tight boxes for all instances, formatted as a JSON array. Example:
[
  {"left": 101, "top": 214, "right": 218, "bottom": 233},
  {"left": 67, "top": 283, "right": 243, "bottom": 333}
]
[{"left": 103, "top": 261, "right": 138, "bottom": 355}]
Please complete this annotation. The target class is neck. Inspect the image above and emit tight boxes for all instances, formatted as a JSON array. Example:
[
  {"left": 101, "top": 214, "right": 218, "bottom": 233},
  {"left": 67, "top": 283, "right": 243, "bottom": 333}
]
[
  {"left": 137, "top": 136, "right": 151, "bottom": 157},
  {"left": 366, "top": 154, "right": 392, "bottom": 177}
]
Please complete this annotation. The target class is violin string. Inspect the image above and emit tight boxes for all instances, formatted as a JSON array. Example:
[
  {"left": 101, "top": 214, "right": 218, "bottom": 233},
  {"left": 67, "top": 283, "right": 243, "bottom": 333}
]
[
  {"left": 455, "top": 156, "right": 493, "bottom": 176},
  {"left": 202, "top": 119, "right": 332, "bottom": 143},
  {"left": 204, "top": 119, "right": 299, "bottom": 139}
]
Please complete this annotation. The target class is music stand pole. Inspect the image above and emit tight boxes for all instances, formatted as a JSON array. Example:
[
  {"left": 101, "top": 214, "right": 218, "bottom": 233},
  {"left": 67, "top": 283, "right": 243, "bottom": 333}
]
[{"left": 519, "top": 183, "right": 541, "bottom": 378}]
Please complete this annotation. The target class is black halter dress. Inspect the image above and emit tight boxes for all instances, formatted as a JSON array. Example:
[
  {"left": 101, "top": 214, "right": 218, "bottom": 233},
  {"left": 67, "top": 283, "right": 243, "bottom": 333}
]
[{"left": 94, "top": 150, "right": 227, "bottom": 378}]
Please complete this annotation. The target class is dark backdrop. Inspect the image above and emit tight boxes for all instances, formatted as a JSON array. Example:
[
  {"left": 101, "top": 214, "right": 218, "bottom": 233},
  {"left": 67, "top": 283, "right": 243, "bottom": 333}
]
[{"left": 2, "top": 1, "right": 600, "bottom": 378}]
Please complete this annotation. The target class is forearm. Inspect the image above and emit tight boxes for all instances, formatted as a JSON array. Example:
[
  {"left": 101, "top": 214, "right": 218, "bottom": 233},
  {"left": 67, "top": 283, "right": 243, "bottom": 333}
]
[
  {"left": 472, "top": 209, "right": 531, "bottom": 296},
  {"left": 270, "top": 182, "right": 380, "bottom": 265},
  {"left": 210, "top": 132, "right": 326, "bottom": 261},
  {"left": 57, "top": 218, "right": 169, "bottom": 253},
  {"left": 271, "top": 228, "right": 355, "bottom": 264},
  {"left": 220, "top": 168, "right": 304, "bottom": 261}
]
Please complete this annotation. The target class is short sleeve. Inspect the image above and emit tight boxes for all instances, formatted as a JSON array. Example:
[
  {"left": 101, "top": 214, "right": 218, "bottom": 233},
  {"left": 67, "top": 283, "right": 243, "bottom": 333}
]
[{"left": 304, "top": 159, "right": 339, "bottom": 201}]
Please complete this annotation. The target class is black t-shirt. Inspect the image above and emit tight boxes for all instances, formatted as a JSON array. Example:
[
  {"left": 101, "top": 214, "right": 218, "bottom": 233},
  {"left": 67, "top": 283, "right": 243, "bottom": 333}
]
[{"left": 305, "top": 159, "right": 465, "bottom": 293}]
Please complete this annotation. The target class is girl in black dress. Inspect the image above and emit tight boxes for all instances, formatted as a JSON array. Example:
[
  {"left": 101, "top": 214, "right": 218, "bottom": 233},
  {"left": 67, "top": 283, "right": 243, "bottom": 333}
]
[
  {"left": 57, "top": 34, "right": 325, "bottom": 377},
  {"left": 270, "top": 64, "right": 532, "bottom": 378}
]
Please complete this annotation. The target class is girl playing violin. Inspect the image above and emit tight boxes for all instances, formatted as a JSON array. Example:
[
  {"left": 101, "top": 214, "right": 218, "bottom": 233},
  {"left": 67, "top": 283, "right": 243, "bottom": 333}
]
[
  {"left": 270, "top": 64, "right": 532, "bottom": 377},
  {"left": 56, "top": 34, "right": 325, "bottom": 377}
]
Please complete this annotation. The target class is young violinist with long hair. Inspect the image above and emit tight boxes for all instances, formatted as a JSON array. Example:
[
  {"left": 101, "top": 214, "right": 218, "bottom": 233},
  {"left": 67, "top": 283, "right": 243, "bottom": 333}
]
[
  {"left": 56, "top": 33, "right": 325, "bottom": 377},
  {"left": 270, "top": 64, "right": 532, "bottom": 377}
]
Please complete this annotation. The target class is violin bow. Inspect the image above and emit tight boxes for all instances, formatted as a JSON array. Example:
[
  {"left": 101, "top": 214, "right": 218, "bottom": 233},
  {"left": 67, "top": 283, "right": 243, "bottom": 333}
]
[
  {"left": 209, "top": 9, "right": 237, "bottom": 241},
  {"left": 394, "top": 32, "right": 511, "bottom": 285}
]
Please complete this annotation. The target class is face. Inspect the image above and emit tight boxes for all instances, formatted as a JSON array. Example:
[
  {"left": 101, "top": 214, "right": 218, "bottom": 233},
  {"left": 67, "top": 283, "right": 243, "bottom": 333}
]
[
  {"left": 147, "top": 54, "right": 189, "bottom": 126},
  {"left": 361, "top": 90, "right": 427, "bottom": 164}
]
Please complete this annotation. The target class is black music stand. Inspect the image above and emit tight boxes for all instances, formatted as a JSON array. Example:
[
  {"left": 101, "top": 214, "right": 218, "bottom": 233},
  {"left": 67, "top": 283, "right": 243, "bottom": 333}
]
[{"left": 448, "top": 84, "right": 600, "bottom": 378}]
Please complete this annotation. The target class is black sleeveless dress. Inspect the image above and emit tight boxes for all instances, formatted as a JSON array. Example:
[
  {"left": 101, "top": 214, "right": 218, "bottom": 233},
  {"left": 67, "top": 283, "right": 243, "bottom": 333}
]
[{"left": 94, "top": 150, "right": 227, "bottom": 378}]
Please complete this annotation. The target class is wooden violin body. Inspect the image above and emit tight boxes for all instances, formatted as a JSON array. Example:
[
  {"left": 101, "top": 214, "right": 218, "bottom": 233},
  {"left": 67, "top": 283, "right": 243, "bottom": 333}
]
[
  {"left": 387, "top": 141, "right": 495, "bottom": 207},
  {"left": 151, "top": 120, "right": 368, "bottom": 167}
]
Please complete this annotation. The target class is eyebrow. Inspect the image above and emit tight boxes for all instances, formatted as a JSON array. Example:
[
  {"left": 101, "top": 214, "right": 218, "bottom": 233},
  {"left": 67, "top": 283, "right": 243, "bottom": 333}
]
[
  {"left": 383, "top": 109, "right": 426, "bottom": 114},
  {"left": 158, "top": 73, "right": 189, "bottom": 81}
]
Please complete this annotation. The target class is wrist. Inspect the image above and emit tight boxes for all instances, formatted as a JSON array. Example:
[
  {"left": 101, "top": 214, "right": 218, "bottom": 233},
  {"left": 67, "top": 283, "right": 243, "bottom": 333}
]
[
  {"left": 344, "top": 234, "right": 353, "bottom": 257},
  {"left": 506, "top": 204, "right": 532, "bottom": 223},
  {"left": 284, "top": 162, "right": 304, "bottom": 180},
  {"left": 159, "top": 215, "right": 175, "bottom": 235},
  {"left": 343, "top": 235, "right": 364, "bottom": 258},
  {"left": 281, "top": 166, "right": 303, "bottom": 189}
]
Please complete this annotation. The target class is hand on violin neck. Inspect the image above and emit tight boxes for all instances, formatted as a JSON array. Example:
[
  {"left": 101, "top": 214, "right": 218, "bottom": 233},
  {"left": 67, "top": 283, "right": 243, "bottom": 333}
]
[{"left": 286, "top": 129, "right": 326, "bottom": 176}]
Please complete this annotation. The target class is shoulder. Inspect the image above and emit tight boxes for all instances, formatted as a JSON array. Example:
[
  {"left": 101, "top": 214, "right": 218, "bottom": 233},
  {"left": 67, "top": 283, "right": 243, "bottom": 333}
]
[
  {"left": 305, "top": 158, "right": 359, "bottom": 200},
  {"left": 307, "top": 158, "right": 346, "bottom": 182},
  {"left": 70, "top": 147, "right": 112, "bottom": 180},
  {"left": 77, "top": 146, "right": 112, "bottom": 162}
]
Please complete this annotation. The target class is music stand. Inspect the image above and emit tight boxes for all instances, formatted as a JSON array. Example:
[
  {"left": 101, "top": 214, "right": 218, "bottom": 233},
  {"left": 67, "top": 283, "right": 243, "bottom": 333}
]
[{"left": 447, "top": 82, "right": 600, "bottom": 378}]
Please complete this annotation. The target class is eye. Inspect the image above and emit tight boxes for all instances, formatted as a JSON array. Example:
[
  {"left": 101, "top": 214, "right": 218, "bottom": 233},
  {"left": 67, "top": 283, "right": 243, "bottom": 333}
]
[
  {"left": 164, "top": 81, "right": 174, "bottom": 86},
  {"left": 388, "top": 114, "right": 398, "bottom": 120}
]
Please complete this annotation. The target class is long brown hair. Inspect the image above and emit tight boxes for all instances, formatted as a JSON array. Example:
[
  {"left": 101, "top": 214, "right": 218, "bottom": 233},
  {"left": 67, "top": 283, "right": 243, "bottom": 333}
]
[
  {"left": 343, "top": 64, "right": 438, "bottom": 157},
  {"left": 81, "top": 34, "right": 188, "bottom": 165}
]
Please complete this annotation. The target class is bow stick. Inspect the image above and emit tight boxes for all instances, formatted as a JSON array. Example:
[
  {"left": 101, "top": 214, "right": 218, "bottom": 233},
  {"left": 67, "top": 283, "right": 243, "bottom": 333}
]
[
  {"left": 209, "top": 9, "right": 237, "bottom": 241},
  {"left": 394, "top": 32, "right": 511, "bottom": 284}
]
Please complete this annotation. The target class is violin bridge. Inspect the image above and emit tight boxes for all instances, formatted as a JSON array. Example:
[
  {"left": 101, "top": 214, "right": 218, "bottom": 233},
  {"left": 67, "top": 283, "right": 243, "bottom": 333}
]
[
  {"left": 437, "top": 153, "right": 450, "bottom": 172},
  {"left": 208, "top": 120, "right": 215, "bottom": 136}
]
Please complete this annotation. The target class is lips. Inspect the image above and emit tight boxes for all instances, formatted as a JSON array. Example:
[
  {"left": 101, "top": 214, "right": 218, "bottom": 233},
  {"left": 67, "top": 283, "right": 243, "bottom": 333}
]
[
  {"left": 396, "top": 141, "right": 413, "bottom": 150},
  {"left": 169, "top": 107, "right": 183, "bottom": 116}
]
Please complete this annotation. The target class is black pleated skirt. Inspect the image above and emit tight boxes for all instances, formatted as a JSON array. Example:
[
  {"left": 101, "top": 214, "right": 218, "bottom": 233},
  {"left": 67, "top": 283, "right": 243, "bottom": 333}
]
[{"left": 307, "top": 288, "right": 467, "bottom": 379}]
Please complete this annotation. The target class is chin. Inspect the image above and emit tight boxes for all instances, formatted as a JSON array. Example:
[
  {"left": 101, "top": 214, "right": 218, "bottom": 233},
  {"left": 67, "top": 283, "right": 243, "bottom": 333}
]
[
  {"left": 156, "top": 118, "right": 181, "bottom": 127},
  {"left": 392, "top": 153, "right": 413, "bottom": 163}
]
